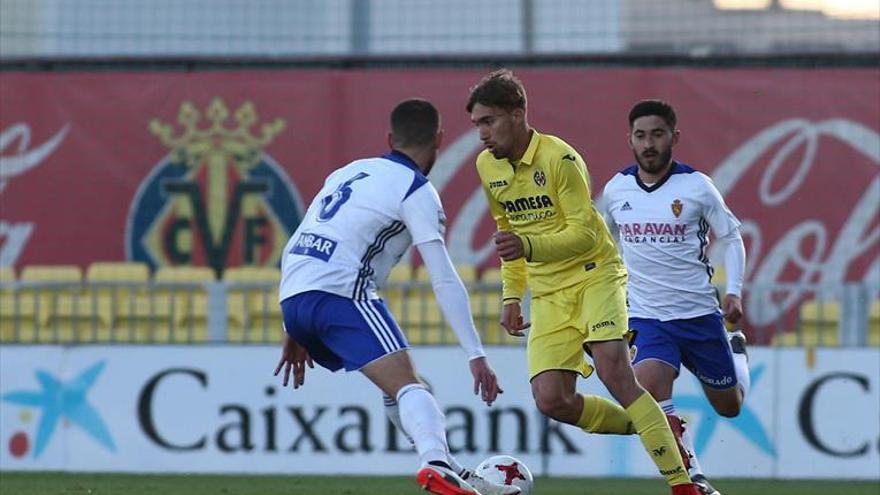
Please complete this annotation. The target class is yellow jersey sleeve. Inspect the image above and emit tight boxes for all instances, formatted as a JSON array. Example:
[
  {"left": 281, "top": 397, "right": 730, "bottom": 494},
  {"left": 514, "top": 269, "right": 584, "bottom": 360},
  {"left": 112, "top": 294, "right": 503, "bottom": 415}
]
[
  {"left": 482, "top": 180, "right": 528, "bottom": 303},
  {"left": 522, "top": 154, "right": 599, "bottom": 262}
]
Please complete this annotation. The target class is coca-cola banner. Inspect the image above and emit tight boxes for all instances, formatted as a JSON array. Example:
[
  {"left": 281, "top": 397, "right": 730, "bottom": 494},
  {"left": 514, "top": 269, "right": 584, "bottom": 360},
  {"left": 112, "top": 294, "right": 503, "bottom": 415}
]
[{"left": 1, "top": 69, "right": 878, "bottom": 335}]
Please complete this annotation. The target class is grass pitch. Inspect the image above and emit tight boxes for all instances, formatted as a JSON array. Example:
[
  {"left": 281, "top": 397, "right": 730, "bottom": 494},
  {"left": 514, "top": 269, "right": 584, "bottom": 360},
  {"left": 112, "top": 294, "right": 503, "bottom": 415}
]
[{"left": 1, "top": 472, "right": 877, "bottom": 495}]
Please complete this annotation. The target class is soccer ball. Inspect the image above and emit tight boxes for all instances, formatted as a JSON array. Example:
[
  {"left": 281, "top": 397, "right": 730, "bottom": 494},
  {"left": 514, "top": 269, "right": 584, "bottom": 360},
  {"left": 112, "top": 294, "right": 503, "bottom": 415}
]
[{"left": 474, "top": 455, "right": 534, "bottom": 495}]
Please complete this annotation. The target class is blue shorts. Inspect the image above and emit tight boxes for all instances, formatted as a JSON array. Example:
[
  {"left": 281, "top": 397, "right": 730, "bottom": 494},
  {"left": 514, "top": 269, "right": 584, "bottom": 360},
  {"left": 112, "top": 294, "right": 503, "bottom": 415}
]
[
  {"left": 281, "top": 291, "right": 409, "bottom": 372},
  {"left": 630, "top": 312, "right": 737, "bottom": 390}
]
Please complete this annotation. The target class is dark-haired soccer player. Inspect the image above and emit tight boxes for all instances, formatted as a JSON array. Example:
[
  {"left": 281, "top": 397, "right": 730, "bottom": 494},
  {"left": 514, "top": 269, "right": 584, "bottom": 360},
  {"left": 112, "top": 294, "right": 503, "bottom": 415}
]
[
  {"left": 602, "top": 99, "right": 751, "bottom": 495},
  {"left": 468, "top": 69, "right": 700, "bottom": 495},
  {"left": 275, "top": 98, "right": 518, "bottom": 495}
]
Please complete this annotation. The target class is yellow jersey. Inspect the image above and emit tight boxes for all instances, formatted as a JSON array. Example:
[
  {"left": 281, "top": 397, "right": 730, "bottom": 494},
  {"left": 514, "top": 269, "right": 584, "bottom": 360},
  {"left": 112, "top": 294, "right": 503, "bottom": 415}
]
[{"left": 476, "top": 130, "right": 623, "bottom": 301}]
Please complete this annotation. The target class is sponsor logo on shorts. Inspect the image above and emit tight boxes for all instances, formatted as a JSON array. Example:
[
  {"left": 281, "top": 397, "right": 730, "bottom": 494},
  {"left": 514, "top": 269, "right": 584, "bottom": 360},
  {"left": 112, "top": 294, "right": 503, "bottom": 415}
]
[
  {"left": 591, "top": 320, "right": 615, "bottom": 331},
  {"left": 697, "top": 373, "right": 734, "bottom": 387}
]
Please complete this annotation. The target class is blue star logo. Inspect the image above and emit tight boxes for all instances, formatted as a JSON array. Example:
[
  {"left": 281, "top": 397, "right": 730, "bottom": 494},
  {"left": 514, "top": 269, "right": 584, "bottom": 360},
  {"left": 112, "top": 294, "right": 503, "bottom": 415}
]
[
  {"left": 2, "top": 361, "right": 116, "bottom": 458},
  {"left": 674, "top": 363, "right": 775, "bottom": 457}
]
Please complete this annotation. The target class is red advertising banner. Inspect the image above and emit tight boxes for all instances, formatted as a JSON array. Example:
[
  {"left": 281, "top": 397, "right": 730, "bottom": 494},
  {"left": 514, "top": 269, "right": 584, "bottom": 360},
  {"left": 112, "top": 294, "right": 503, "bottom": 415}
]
[{"left": 1, "top": 68, "right": 878, "bottom": 335}]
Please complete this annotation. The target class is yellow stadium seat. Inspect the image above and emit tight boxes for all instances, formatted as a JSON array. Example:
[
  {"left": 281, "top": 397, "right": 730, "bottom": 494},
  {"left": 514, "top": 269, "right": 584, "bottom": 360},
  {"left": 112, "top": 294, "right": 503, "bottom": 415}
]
[
  {"left": 20, "top": 265, "right": 84, "bottom": 343},
  {"left": 0, "top": 267, "right": 14, "bottom": 285},
  {"left": 469, "top": 267, "right": 503, "bottom": 342},
  {"left": 868, "top": 299, "right": 880, "bottom": 346},
  {"left": 413, "top": 265, "right": 431, "bottom": 283},
  {"left": 798, "top": 300, "right": 840, "bottom": 346},
  {"left": 406, "top": 326, "right": 447, "bottom": 345},
  {"left": 455, "top": 263, "right": 477, "bottom": 284},
  {"left": 0, "top": 267, "right": 18, "bottom": 341},
  {"left": 381, "top": 265, "right": 412, "bottom": 318},
  {"left": 712, "top": 265, "right": 727, "bottom": 289},
  {"left": 480, "top": 267, "right": 503, "bottom": 283},
  {"left": 86, "top": 262, "right": 150, "bottom": 283},
  {"left": 1, "top": 294, "right": 38, "bottom": 343},
  {"left": 387, "top": 264, "right": 413, "bottom": 284},
  {"left": 413, "top": 263, "right": 477, "bottom": 284},
  {"left": 154, "top": 266, "right": 214, "bottom": 343},
  {"left": 84, "top": 262, "right": 154, "bottom": 342},
  {"left": 225, "top": 266, "right": 281, "bottom": 343},
  {"left": 772, "top": 328, "right": 837, "bottom": 347}
]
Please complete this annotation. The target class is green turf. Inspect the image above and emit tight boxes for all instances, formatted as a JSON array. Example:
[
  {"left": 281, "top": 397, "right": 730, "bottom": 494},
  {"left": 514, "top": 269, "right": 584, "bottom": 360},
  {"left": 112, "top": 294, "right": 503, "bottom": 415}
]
[{"left": 1, "top": 473, "right": 877, "bottom": 495}]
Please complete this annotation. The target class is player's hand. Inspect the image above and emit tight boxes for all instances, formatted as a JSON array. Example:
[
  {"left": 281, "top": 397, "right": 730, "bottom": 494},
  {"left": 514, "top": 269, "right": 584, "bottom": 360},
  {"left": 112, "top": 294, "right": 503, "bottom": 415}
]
[
  {"left": 493, "top": 231, "right": 525, "bottom": 261},
  {"left": 723, "top": 294, "right": 743, "bottom": 325},
  {"left": 274, "top": 334, "right": 314, "bottom": 389},
  {"left": 500, "top": 301, "right": 531, "bottom": 337},
  {"left": 469, "top": 356, "right": 503, "bottom": 406}
]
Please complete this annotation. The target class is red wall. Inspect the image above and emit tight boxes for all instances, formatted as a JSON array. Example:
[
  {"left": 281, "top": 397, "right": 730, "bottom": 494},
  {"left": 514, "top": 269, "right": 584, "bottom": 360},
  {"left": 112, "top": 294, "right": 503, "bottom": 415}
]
[{"left": 2, "top": 68, "right": 878, "bottom": 334}]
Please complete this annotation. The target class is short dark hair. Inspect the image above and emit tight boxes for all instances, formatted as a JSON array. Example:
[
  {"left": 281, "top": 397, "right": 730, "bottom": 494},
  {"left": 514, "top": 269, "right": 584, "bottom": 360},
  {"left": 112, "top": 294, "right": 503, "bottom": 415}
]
[
  {"left": 466, "top": 69, "right": 527, "bottom": 113},
  {"left": 390, "top": 98, "right": 440, "bottom": 148},
  {"left": 628, "top": 99, "right": 677, "bottom": 129}
]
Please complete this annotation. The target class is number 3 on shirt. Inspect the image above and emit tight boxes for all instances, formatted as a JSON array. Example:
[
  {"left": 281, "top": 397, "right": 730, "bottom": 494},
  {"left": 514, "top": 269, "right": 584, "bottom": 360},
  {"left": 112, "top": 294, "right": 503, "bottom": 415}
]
[{"left": 317, "top": 172, "right": 369, "bottom": 222}]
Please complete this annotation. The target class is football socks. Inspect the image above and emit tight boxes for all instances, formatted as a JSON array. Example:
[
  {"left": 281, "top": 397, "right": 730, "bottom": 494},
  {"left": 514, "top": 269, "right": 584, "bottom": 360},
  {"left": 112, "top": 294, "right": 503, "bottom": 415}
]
[
  {"left": 626, "top": 392, "right": 692, "bottom": 487},
  {"left": 577, "top": 394, "right": 636, "bottom": 434}
]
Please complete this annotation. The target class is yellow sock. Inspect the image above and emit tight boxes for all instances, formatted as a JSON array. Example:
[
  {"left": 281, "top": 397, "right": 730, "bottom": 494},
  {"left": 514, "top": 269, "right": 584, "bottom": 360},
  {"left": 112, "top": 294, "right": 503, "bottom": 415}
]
[
  {"left": 626, "top": 392, "right": 691, "bottom": 486},
  {"left": 577, "top": 394, "right": 636, "bottom": 435}
]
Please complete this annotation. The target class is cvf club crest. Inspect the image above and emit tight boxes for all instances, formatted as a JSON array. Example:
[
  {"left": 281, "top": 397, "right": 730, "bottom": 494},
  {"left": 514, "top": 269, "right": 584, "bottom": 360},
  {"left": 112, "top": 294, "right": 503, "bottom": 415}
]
[
  {"left": 533, "top": 169, "right": 546, "bottom": 187},
  {"left": 126, "top": 99, "right": 303, "bottom": 277},
  {"left": 671, "top": 199, "right": 683, "bottom": 218}
]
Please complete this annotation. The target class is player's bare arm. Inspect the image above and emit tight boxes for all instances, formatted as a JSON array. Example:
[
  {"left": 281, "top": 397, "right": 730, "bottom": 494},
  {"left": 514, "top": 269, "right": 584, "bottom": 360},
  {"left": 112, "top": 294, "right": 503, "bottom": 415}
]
[
  {"left": 500, "top": 301, "right": 531, "bottom": 337},
  {"left": 469, "top": 356, "right": 504, "bottom": 406},
  {"left": 493, "top": 230, "right": 525, "bottom": 261},
  {"left": 274, "top": 334, "right": 314, "bottom": 389},
  {"left": 723, "top": 294, "right": 743, "bottom": 324}
]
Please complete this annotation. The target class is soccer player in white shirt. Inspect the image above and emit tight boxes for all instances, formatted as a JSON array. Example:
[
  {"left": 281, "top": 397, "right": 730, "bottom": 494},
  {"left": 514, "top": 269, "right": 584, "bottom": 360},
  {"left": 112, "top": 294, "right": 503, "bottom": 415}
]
[
  {"left": 602, "top": 100, "right": 750, "bottom": 495},
  {"left": 273, "top": 99, "right": 519, "bottom": 495}
]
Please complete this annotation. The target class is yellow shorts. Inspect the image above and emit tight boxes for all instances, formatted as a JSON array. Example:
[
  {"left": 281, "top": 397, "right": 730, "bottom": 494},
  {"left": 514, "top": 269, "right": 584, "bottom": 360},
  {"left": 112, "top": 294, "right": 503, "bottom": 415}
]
[{"left": 527, "top": 266, "right": 628, "bottom": 381}]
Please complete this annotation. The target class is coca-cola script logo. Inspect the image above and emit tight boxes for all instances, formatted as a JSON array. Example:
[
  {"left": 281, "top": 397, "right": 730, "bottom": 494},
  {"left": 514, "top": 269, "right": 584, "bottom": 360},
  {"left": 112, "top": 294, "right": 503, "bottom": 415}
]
[
  {"left": 710, "top": 119, "right": 879, "bottom": 327},
  {"left": 0, "top": 123, "right": 69, "bottom": 267},
  {"left": 431, "top": 119, "right": 879, "bottom": 335}
]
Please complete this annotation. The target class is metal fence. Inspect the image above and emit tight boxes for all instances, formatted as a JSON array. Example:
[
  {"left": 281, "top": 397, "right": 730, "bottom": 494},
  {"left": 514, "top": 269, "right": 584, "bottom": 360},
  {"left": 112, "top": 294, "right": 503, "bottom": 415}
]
[
  {"left": 2, "top": 0, "right": 877, "bottom": 60},
  {"left": 1, "top": 278, "right": 877, "bottom": 347}
]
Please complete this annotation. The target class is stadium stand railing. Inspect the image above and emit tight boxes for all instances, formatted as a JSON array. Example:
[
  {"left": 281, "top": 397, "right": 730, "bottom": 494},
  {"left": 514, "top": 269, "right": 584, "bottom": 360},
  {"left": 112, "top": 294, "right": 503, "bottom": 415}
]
[{"left": 0, "top": 263, "right": 877, "bottom": 347}]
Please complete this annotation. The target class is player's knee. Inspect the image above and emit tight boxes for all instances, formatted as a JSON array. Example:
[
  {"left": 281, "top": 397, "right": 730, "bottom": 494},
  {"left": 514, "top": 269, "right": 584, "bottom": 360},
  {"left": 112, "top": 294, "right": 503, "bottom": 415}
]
[
  {"left": 712, "top": 398, "right": 742, "bottom": 418},
  {"left": 533, "top": 392, "right": 572, "bottom": 421}
]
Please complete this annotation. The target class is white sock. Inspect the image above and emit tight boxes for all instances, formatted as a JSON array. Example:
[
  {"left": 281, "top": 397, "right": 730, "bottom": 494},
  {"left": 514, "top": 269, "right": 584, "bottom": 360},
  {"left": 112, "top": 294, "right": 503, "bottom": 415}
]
[
  {"left": 396, "top": 383, "right": 449, "bottom": 467},
  {"left": 660, "top": 400, "right": 704, "bottom": 477},
  {"left": 732, "top": 351, "right": 750, "bottom": 398},
  {"left": 386, "top": 393, "right": 466, "bottom": 474},
  {"left": 384, "top": 394, "right": 415, "bottom": 446}
]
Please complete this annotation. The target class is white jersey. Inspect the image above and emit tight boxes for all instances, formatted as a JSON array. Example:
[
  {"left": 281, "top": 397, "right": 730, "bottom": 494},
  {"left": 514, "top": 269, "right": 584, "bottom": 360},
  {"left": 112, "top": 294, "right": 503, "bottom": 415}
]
[
  {"left": 602, "top": 162, "right": 741, "bottom": 321},
  {"left": 280, "top": 151, "right": 445, "bottom": 302}
]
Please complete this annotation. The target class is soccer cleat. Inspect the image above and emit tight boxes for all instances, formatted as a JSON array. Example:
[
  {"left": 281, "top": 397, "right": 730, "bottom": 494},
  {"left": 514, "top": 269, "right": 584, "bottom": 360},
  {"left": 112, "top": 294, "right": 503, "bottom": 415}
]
[
  {"left": 692, "top": 474, "right": 721, "bottom": 495},
  {"left": 728, "top": 330, "right": 748, "bottom": 361},
  {"left": 671, "top": 483, "right": 700, "bottom": 495},
  {"left": 666, "top": 414, "right": 693, "bottom": 471},
  {"left": 417, "top": 465, "right": 483, "bottom": 495},
  {"left": 462, "top": 469, "right": 522, "bottom": 495}
]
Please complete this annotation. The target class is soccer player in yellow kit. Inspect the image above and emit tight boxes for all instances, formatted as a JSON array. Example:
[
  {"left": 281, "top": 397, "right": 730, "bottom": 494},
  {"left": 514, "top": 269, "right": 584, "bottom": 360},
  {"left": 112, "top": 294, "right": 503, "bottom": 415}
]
[{"left": 467, "top": 69, "right": 699, "bottom": 495}]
